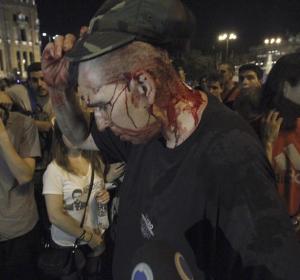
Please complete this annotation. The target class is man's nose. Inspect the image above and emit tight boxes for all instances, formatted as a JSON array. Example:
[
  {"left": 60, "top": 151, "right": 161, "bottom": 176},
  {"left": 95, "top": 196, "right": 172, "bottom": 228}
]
[
  {"left": 242, "top": 78, "right": 249, "bottom": 85},
  {"left": 38, "top": 78, "right": 45, "bottom": 87}
]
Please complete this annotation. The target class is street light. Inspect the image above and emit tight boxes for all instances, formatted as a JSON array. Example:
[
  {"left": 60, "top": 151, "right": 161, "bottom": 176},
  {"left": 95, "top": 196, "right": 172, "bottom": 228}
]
[
  {"left": 218, "top": 32, "right": 237, "bottom": 61},
  {"left": 264, "top": 37, "right": 282, "bottom": 74},
  {"left": 264, "top": 37, "right": 282, "bottom": 45}
]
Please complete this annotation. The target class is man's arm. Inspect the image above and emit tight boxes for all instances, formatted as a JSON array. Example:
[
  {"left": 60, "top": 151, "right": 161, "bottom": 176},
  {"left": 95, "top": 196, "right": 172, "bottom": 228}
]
[
  {"left": 0, "top": 118, "right": 35, "bottom": 185},
  {"left": 42, "top": 34, "right": 89, "bottom": 145},
  {"left": 62, "top": 133, "right": 99, "bottom": 151},
  {"left": 34, "top": 119, "right": 52, "bottom": 132}
]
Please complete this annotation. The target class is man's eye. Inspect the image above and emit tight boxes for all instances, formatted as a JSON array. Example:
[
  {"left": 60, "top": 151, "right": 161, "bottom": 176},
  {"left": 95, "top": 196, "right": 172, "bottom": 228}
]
[
  {"left": 98, "top": 103, "right": 108, "bottom": 110},
  {"left": 99, "top": 104, "right": 105, "bottom": 110}
]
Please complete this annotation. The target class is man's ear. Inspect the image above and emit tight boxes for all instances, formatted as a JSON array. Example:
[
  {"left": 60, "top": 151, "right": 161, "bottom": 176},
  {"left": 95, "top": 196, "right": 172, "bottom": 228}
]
[{"left": 129, "top": 71, "right": 156, "bottom": 105}]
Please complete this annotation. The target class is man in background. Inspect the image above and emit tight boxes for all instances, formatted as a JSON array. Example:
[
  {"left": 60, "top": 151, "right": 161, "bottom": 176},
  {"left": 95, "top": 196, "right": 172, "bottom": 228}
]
[
  {"left": 207, "top": 72, "right": 224, "bottom": 102},
  {"left": 0, "top": 91, "right": 41, "bottom": 280},
  {"left": 218, "top": 62, "right": 239, "bottom": 108}
]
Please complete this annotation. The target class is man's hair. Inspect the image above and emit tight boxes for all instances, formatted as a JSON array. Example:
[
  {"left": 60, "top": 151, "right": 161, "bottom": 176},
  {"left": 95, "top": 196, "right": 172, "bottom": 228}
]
[
  {"left": 82, "top": 41, "right": 181, "bottom": 103},
  {"left": 219, "top": 63, "right": 235, "bottom": 74},
  {"left": 239, "top": 64, "right": 264, "bottom": 80},
  {"left": 85, "top": 41, "right": 171, "bottom": 78},
  {"left": 260, "top": 52, "right": 300, "bottom": 130},
  {"left": 27, "top": 62, "right": 41, "bottom": 76},
  {"left": 207, "top": 73, "right": 224, "bottom": 88},
  {"left": 72, "top": 189, "right": 82, "bottom": 199}
]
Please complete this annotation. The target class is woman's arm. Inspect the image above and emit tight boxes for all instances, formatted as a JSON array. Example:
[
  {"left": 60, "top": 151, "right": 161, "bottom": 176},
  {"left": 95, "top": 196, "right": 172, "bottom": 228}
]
[
  {"left": 261, "top": 111, "right": 283, "bottom": 163},
  {"left": 44, "top": 194, "right": 102, "bottom": 248}
]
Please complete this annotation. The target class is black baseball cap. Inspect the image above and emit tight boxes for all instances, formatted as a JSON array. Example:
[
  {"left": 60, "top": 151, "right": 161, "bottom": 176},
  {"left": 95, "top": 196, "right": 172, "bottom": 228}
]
[{"left": 66, "top": 0, "right": 195, "bottom": 62}]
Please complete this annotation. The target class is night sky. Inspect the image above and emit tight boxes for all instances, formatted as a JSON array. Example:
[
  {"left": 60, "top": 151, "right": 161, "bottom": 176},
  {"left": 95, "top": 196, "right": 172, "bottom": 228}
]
[{"left": 36, "top": 0, "right": 300, "bottom": 51}]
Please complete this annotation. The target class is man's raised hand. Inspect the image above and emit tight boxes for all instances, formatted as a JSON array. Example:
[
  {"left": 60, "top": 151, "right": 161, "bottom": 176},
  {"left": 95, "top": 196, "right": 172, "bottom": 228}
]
[{"left": 42, "top": 34, "right": 76, "bottom": 88}]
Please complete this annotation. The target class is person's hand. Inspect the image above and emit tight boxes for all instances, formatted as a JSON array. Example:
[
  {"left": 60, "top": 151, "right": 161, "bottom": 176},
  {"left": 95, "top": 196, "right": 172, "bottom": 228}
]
[
  {"left": 42, "top": 34, "right": 76, "bottom": 89},
  {"left": 86, "top": 231, "right": 103, "bottom": 249},
  {"left": 95, "top": 189, "right": 110, "bottom": 205},
  {"left": 261, "top": 111, "right": 283, "bottom": 145},
  {"left": 106, "top": 162, "right": 125, "bottom": 182}
]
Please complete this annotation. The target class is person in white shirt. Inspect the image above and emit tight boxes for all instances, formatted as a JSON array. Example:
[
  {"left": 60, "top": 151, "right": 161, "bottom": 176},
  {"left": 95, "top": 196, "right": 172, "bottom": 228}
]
[{"left": 43, "top": 123, "right": 110, "bottom": 279}]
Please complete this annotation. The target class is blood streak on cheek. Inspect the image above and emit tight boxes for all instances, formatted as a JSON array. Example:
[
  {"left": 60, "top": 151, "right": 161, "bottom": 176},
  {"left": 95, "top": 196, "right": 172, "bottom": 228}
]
[{"left": 124, "top": 87, "right": 138, "bottom": 129}]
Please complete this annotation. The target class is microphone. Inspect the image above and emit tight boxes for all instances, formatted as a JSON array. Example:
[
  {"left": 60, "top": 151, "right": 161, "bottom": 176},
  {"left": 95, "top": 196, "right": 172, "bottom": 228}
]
[{"left": 131, "top": 240, "right": 194, "bottom": 280}]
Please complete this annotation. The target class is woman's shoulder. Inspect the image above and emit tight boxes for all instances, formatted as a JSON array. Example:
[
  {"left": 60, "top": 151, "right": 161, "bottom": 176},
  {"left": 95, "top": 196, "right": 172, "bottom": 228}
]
[{"left": 44, "top": 160, "right": 66, "bottom": 176}]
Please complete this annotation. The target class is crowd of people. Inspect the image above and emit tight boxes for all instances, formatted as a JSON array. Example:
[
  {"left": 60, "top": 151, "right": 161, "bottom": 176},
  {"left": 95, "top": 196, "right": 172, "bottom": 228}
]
[
  {"left": 1, "top": 0, "right": 300, "bottom": 279},
  {"left": 0, "top": 62, "right": 125, "bottom": 279}
]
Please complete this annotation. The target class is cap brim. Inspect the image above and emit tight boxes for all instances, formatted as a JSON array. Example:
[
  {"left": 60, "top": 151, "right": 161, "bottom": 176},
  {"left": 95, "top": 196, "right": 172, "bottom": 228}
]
[{"left": 65, "top": 31, "right": 136, "bottom": 62}]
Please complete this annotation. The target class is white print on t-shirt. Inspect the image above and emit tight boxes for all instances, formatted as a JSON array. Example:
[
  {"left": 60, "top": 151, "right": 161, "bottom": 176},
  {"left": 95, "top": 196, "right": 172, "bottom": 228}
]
[
  {"left": 64, "top": 181, "right": 103, "bottom": 211},
  {"left": 141, "top": 213, "right": 155, "bottom": 239},
  {"left": 64, "top": 188, "right": 87, "bottom": 211},
  {"left": 275, "top": 144, "right": 300, "bottom": 184}
]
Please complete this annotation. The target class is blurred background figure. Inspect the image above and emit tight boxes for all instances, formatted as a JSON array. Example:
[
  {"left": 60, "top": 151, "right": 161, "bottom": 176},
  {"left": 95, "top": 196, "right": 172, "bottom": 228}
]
[
  {"left": 260, "top": 52, "right": 300, "bottom": 238},
  {"left": 234, "top": 64, "right": 264, "bottom": 135},
  {"left": 177, "top": 66, "right": 187, "bottom": 82},
  {"left": 206, "top": 72, "right": 224, "bottom": 102},
  {"left": 0, "top": 90, "right": 41, "bottom": 280},
  {"left": 218, "top": 62, "right": 239, "bottom": 108},
  {"left": 238, "top": 63, "right": 263, "bottom": 91}
]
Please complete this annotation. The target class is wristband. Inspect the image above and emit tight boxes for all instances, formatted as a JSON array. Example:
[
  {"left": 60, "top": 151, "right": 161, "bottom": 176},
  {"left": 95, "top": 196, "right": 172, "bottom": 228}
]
[
  {"left": 78, "top": 229, "right": 86, "bottom": 241},
  {"left": 86, "top": 232, "right": 93, "bottom": 242}
]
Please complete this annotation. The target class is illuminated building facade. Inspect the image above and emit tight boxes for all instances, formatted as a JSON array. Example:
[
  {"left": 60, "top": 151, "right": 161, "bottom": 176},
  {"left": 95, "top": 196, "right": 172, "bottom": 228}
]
[{"left": 0, "top": 0, "right": 40, "bottom": 79}]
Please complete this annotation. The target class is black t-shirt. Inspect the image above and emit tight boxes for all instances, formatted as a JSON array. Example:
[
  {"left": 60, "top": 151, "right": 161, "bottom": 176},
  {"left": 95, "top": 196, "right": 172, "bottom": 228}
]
[{"left": 92, "top": 96, "right": 300, "bottom": 280}]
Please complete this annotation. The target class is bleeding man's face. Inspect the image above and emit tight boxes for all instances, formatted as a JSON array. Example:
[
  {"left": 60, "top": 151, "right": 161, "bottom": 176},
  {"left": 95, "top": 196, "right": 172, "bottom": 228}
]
[{"left": 78, "top": 59, "right": 160, "bottom": 144}]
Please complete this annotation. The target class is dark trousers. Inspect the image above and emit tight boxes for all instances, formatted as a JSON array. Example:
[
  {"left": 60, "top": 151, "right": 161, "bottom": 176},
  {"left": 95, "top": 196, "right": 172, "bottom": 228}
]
[{"left": 0, "top": 223, "right": 40, "bottom": 280}]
